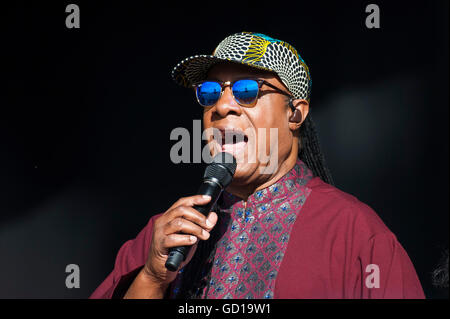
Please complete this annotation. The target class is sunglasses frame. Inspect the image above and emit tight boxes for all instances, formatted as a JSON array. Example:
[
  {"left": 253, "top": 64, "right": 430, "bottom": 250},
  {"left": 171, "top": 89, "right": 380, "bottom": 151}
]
[{"left": 193, "top": 78, "right": 294, "bottom": 108}]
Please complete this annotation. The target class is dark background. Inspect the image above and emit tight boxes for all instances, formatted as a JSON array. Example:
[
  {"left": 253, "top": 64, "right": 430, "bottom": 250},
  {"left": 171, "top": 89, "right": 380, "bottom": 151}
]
[{"left": 1, "top": 1, "right": 448, "bottom": 298}]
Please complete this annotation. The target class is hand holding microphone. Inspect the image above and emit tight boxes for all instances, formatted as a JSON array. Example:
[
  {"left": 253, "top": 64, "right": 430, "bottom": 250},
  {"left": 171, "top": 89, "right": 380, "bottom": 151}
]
[
  {"left": 126, "top": 153, "right": 237, "bottom": 297},
  {"left": 165, "top": 152, "right": 237, "bottom": 271}
]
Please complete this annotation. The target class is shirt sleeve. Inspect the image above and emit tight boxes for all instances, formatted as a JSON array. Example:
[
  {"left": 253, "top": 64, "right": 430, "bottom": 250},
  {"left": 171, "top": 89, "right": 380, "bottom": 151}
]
[
  {"left": 352, "top": 231, "right": 425, "bottom": 299},
  {"left": 89, "top": 215, "right": 159, "bottom": 299}
]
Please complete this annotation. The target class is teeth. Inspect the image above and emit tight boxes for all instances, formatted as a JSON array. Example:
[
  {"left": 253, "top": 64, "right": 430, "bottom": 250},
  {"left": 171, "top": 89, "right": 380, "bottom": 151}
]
[
  {"left": 211, "top": 128, "right": 248, "bottom": 145},
  {"left": 222, "top": 130, "right": 246, "bottom": 144}
]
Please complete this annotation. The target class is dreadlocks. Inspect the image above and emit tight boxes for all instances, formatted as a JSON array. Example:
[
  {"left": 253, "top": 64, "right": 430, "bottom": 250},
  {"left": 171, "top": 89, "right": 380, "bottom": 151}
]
[{"left": 299, "top": 115, "right": 334, "bottom": 185}]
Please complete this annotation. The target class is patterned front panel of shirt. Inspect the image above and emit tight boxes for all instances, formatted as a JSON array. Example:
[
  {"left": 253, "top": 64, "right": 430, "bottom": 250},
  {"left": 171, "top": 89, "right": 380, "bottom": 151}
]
[{"left": 201, "top": 159, "right": 313, "bottom": 299}]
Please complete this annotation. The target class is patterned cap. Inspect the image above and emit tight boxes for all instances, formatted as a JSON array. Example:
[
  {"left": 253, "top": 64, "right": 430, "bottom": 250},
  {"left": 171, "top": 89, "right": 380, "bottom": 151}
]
[{"left": 171, "top": 32, "right": 312, "bottom": 101}]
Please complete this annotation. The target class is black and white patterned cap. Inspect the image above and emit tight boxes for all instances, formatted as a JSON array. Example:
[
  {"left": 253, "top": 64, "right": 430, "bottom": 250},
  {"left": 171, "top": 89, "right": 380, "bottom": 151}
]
[{"left": 171, "top": 32, "right": 312, "bottom": 101}]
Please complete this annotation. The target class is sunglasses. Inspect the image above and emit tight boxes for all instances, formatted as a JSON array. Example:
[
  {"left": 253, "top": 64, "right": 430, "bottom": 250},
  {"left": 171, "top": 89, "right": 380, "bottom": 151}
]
[{"left": 193, "top": 79, "right": 293, "bottom": 108}]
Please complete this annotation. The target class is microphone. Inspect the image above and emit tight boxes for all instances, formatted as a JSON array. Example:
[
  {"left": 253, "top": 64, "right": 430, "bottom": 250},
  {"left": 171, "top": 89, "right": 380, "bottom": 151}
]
[{"left": 165, "top": 152, "right": 237, "bottom": 272}]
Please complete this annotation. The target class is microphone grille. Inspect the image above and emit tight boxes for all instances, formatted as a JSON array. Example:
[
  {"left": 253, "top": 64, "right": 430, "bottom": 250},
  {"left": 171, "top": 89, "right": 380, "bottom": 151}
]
[{"left": 204, "top": 152, "right": 237, "bottom": 188}]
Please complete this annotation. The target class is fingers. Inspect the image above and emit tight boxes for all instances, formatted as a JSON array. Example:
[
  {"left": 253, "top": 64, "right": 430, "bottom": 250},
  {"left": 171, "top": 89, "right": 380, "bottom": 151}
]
[
  {"left": 168, "top": 194, "right": 212, "bottom": 211},
  {"left": 155, "top": 195, "right": 219, "bottom": 258},
  {"left": 164, "top": 217, "right": 211, "bottom": 240},
  {"left": 163, "top": 233, "right": 198, "bottom": 248},
  {"left": 166, "top": 205, "right": 216, "bottom": 232}
]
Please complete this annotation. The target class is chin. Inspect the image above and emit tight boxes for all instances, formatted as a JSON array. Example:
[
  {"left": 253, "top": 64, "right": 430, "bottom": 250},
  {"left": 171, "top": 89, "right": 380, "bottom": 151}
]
[{"left": 229, "top": 162, "right": 258, "bottom": 185}]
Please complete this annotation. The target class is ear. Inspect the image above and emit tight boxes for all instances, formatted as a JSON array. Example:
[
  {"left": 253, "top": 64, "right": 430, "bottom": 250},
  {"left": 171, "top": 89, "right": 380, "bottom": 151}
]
[{"left": 288, "top": 99, "right": 309, "bottom": 131}]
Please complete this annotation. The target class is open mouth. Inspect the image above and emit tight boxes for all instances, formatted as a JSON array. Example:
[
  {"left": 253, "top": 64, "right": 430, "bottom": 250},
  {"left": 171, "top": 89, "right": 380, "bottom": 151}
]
[{"left": 214, "top": 128, "right": 249, "bottom": 155}]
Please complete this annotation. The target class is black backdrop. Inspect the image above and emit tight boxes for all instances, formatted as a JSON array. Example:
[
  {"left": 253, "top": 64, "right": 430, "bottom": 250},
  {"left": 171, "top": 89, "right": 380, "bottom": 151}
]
[{"left": 1, "top": 1, "right": 448, "bottom": 298}]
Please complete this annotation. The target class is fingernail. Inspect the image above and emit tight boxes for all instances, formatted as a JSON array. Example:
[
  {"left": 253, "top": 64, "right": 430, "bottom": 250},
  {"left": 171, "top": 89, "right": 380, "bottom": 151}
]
[
  {"left": 207, "top": 212, "right": 217, "bottom": 226},
  {"left": 190, "top": 236, "right": 197, "bottom": 242},
  {"left": 202, "top": 195, "right": 211, "bottom": 200},
  {"left": 202, "top": 230, "right": 210, "bottom": 239}
]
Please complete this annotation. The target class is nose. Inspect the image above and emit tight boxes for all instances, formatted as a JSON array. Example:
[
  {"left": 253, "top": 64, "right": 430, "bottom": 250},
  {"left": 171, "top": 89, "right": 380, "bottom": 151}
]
[{"left": 213, "top": 86, "right": 242, "bottom": 118}]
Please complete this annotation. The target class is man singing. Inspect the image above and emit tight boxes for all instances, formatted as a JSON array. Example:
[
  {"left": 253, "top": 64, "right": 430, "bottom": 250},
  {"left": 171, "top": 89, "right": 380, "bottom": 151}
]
[{"left": 90, "top": 32, "right": 424, "bottom": 299}]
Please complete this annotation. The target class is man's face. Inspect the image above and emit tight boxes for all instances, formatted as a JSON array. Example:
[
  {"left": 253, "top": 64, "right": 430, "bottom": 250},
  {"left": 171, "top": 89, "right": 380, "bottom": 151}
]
[{"left": 202, "top": 62, "right": 296, "bottom": 188}]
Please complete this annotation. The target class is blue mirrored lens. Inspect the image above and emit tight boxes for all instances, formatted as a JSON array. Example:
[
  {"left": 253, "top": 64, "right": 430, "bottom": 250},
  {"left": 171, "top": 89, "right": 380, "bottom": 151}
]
[
  {"left": 197, "top": 82, "right": 221, "bottom": 106},
  {"left": 232, "top": 80, "right": 259, "bottom": 105}
]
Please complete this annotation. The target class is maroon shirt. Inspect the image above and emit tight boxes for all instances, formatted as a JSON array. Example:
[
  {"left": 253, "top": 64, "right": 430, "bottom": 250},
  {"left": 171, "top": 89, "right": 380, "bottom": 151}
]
[{"left": 90, "top": 161, "right": 425, "bottom": 299}]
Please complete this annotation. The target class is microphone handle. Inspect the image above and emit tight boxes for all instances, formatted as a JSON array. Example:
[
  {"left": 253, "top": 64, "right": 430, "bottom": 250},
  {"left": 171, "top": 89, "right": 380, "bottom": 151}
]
[{"left": 165, "top": 179, "right": 223, "bottom": 272}]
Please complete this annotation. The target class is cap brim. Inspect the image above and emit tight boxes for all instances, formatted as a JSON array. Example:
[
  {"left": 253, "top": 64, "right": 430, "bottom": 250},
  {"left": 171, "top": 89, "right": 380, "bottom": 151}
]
[{"left": 171, "top": 55, "right": 274, "bottom": 88}]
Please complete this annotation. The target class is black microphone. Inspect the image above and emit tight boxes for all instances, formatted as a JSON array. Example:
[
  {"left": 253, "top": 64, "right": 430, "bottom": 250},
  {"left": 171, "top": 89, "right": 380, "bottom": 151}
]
[{"left": 165, "top": 152, "right": 237, "bottom": 272}]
